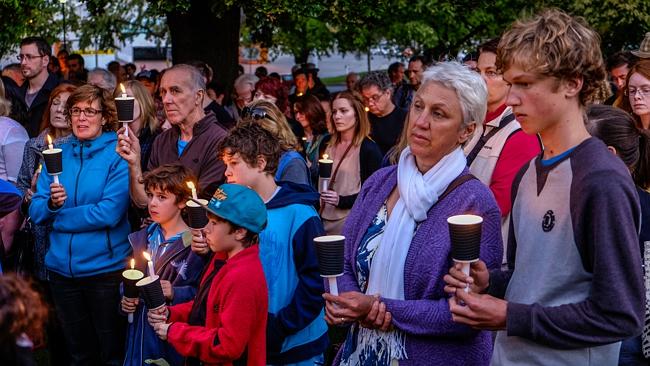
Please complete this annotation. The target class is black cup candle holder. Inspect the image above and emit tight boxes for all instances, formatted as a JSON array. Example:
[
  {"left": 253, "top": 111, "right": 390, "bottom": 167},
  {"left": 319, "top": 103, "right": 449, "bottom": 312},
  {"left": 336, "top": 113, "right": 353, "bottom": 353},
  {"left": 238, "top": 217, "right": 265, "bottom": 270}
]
[
  {"left": 186, "top": 199, "right": 209, "bottom": 229},
  {"left": 314, "top": 235, "right": 345, "bottom": 295},
  {"left": 447, "top": 214, "right": 483, "bottom": 293},
  {"left": 136, "top": 275, "right": 166, "bottom": 310}
]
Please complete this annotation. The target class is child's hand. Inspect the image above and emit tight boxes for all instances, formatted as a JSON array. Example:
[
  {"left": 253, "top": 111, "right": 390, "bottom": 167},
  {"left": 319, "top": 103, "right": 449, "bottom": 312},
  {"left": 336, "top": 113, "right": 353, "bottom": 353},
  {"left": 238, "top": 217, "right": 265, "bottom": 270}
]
[
  {"left": 148, "top": 305, "right": 169, "bottom": 327},
  {"left": 190, "top": 229, "right": 209, "bottom": 256},
  {"left": 153, "top": 322, "right": 171, "bottom": 340},
  {"left": 160, "top": 280, "right": 174, "bottom": 301},
  {"left": 121, "top": 297, "right": 139, "bottom": 313}
]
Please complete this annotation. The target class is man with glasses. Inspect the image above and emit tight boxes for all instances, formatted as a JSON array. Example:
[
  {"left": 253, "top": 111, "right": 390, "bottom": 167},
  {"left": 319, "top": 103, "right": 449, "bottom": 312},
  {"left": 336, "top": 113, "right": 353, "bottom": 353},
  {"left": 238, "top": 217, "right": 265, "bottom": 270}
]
[
  {"left": 18, "top": 36, "right": 60, "bottom": 137},
  {"left": 359, "top": 71, "right": 408, "bottom": 157},
  {"left": 464, "top": 38, "right": 540, "bottom": 254}
]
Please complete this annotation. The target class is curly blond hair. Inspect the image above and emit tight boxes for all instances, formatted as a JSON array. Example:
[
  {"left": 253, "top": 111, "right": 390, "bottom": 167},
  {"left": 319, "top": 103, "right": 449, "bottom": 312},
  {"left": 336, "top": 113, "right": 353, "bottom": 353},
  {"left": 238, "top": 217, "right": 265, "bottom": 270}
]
[{"left": 497, "top": 8, "right": 606, "bottom": 106}]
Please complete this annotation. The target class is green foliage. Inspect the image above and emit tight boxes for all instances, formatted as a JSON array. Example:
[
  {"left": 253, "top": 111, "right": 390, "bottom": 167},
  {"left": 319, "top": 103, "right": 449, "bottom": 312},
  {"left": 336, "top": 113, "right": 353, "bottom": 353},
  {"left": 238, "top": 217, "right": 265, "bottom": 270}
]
[
  {"left": 0, "top": 0, "right": 60, "bottom": 58},
  {"left": 1, "top": 0, "right": 648, "bottom": 65}
]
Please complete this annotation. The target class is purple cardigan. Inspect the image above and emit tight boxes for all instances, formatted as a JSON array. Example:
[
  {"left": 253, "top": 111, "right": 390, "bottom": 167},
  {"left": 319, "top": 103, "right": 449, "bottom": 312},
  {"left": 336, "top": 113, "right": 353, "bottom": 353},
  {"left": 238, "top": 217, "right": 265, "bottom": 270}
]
[{"left": 335, "top": 166, "right": 503, "bottom": 366}]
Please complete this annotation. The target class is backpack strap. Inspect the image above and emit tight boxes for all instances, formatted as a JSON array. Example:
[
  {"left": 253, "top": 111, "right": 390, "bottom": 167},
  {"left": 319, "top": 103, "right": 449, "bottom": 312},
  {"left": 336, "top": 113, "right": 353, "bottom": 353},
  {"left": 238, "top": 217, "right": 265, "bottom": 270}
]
[{"left": 466, "top": 113, "right": 516, "bottom": 166}]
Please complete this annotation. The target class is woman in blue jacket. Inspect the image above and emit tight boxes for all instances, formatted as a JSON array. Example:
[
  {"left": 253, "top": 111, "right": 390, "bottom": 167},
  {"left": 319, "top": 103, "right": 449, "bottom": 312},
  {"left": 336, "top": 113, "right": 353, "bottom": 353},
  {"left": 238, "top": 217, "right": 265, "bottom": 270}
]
[{"left": 30, "top": 84, "right": 131, "bottom": 365}]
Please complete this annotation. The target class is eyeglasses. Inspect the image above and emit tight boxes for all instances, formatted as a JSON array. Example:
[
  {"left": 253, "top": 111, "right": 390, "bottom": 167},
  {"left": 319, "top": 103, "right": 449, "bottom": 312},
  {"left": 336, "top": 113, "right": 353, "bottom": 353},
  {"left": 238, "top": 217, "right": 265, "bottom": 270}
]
[
  {"left": 69, "top": 107, "right": 102, "bottom": 117},
  {"left": 17, "top": 54, "right": 45, "bottom": 62},
  {"left": 241, "top": 106, "right": 268, "bottom": 120},
  {"left": 627, "top": 86, "right": 650, "bottom": 98},
  {"left": 362, "top": 90, "right": 386, "bottom": 104}
]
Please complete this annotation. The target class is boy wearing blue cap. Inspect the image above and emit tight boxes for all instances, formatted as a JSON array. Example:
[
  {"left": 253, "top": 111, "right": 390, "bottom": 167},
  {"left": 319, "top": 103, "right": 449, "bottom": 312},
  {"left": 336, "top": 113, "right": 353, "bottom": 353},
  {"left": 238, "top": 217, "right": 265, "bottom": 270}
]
[
  {"left": 217, "top": 122, "right": 328, "bottom": 365},
  {"left": 149, "top": 183, "right": 269, "bottom": 366}
]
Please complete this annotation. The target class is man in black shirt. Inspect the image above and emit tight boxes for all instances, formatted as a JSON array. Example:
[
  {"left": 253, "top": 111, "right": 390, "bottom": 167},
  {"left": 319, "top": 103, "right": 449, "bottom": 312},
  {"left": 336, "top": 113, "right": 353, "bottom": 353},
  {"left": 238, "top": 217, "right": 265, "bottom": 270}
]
[{"left": 358, "top": 71, "right": 408, "bottom": 156}]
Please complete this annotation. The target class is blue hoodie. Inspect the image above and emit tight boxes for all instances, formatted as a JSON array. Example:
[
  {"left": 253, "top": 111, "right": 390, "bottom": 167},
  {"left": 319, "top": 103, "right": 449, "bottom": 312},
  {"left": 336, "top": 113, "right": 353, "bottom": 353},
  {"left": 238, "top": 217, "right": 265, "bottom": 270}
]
[
  {"left": 261, "top": 181, "right": 329, "bottom": 364},
  {"left": 29, "top": 132, "right": 131, "bottom": 278}
]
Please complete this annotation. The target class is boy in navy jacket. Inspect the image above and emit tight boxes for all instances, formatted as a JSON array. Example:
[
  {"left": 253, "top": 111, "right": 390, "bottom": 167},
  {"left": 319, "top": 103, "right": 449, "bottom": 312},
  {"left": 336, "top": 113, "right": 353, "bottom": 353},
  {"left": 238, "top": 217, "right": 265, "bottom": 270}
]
[{"left": 121, "top": 163, "right": 205, "bottom": 365}]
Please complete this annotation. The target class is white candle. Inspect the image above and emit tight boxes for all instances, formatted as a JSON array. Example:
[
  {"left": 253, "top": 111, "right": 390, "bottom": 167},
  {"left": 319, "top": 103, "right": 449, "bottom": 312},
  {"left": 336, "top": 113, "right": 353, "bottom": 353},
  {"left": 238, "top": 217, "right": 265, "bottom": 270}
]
[
  {"left": 186, "top": 181, "right": 198, "bottom": 200},
  {"left": 142, "top": 251, "right": 155, "bottom": 277},
  {"left": 47, "top": 134, "right": 54, "bottom": 150},
  {"left": 119, "top": 83, "right": 130, "bottom": 137}
]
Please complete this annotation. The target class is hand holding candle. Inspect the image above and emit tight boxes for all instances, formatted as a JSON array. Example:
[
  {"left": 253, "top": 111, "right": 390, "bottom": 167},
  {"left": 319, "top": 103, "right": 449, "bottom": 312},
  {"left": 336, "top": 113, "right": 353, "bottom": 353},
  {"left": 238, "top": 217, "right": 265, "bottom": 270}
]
[
  {"left": 115, "top": 83, "right": 135, "bottom": 137},
  {"left": 447, "top": 215, "right": 483, "bottom": 293},
  {"left": 314, "top": 235, "right": 345, "bottom": 295},
  {"left": 318, "top": 154, "right": 334, "bottom": 193},
  {"left": 122, "top": 258, "right": 144, "bottom": 323}
]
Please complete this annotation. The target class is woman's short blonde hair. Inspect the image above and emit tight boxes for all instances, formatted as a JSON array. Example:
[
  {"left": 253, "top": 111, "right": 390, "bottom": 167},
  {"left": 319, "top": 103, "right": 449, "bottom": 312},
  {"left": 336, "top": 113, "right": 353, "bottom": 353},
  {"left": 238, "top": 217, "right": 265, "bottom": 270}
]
[{"left": 244, "top": 99, "right": 299, "bottom": 151}]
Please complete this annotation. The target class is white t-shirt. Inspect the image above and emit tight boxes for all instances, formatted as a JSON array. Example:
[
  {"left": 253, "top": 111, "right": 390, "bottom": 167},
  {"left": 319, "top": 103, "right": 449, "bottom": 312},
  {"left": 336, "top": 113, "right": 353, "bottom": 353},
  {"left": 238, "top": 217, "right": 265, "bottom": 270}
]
[{"left": 0, "top": 116, "right": 29, "bottom": 182}]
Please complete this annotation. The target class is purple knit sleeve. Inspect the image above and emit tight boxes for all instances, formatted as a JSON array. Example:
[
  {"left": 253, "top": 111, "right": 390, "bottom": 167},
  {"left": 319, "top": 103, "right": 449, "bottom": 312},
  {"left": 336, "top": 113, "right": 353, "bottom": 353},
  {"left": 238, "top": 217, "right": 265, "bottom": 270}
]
[{"left": 382, "top": 183, "right": 504, "bottom": 337}]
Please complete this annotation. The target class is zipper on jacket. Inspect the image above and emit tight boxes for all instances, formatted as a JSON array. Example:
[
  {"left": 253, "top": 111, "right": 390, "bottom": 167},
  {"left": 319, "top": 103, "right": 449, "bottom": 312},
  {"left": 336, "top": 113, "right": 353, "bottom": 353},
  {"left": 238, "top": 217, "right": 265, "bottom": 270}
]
[
  {"left": 69, "top": 143, "right": 85, "bottom": 276},
  {"left": 106, "top": 229, "right": 114, "bottom": 258}
]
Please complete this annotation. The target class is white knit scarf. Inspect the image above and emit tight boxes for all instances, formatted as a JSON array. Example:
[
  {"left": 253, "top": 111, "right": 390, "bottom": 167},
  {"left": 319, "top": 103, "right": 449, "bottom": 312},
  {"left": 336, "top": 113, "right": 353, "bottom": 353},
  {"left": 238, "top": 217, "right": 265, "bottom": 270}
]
[{"left": 343, "top": 146, "right": 467, "bottom": 365}]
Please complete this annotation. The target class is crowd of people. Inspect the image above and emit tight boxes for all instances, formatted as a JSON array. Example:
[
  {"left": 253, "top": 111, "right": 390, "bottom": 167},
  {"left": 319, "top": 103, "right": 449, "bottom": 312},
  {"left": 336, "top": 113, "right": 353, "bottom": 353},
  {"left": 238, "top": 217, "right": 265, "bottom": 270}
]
[{"left": 1, "top": 7, "right": 650, "bottom": 366}]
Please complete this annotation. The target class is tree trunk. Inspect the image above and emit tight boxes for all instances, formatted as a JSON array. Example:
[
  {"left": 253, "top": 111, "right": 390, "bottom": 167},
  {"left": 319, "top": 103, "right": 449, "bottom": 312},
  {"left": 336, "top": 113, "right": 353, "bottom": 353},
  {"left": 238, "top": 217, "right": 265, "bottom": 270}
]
[{"left": 166, "top": 1, "right": 241, "bottom": 91}]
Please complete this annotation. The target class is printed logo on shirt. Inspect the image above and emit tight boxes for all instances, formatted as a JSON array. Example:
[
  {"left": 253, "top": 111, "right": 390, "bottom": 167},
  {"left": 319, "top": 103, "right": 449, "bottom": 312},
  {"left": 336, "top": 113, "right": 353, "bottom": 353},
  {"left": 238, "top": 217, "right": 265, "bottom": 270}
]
[{"left": 542, "top": 210, "right": 555, "bottom": 232}]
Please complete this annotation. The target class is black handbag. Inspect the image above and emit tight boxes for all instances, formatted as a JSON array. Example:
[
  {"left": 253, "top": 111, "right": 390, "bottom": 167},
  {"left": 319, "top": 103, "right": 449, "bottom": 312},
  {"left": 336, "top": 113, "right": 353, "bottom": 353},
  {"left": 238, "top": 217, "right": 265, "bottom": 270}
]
[{"left": 6, "top": 217, "right": 36, "bottom": 276}]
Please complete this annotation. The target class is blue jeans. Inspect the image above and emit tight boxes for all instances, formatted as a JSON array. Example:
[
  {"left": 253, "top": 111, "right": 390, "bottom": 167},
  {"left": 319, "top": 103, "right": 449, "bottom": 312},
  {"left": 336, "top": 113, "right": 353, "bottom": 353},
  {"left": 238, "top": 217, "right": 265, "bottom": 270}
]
[
  {"left": 618, "top": 335, "right": 645, "bottom": 366},
  {"left": 49, "top": 270, "right": 125, "bottom": 366}
]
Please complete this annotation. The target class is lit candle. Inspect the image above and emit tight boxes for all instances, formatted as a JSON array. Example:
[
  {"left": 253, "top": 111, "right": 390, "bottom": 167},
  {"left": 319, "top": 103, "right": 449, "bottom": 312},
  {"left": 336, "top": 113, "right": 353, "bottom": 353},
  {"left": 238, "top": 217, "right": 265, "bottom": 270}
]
[
  {"left": 142, "top": 251, "right": 155, "bottom": 277},
  {"left": 318, "top": 154, "right": 333, "bottom": 178},
  {"left": 37, "top": 164, "right": 42, "bottom": 174},
  {"left": 47, "top": 134, "right": 54, "bottom": 150},
  {"left": 118, "top": 83, "right": 130, "bottom": 137},
  {"left": 364, "top": 106, "right": 370, "bottom": 112},
  {"left": 122, "top": 257, "right": 144, "bottom": 324},
  {"left": 186, "top": 181, "right": 198, "bottom": 200}
]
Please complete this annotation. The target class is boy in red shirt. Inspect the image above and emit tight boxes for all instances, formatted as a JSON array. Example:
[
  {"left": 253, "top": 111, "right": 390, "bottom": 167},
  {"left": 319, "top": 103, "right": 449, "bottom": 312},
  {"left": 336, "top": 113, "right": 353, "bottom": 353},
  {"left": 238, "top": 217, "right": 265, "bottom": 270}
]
[{"left": 148, "top": 184, "right": 269, "bottom": 366}]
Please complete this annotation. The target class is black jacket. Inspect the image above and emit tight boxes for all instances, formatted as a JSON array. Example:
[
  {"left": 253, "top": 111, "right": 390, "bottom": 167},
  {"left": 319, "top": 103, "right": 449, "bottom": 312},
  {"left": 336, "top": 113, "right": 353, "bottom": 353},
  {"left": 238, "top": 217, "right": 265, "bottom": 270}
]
[{"left": 18, "top": 73, "right": 60, "bottom": 137}]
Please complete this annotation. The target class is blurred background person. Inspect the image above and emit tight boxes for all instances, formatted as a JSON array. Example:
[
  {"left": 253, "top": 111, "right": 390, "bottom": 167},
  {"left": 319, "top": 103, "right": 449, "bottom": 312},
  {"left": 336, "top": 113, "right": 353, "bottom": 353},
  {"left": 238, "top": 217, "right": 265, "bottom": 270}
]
[
  {"left": 320, "top": 91, "right": 382, "bottom": 235},
  {"left": 294, "top": 95, "right": 331, "bottom": 188},
  {"left": 621, "top": 60, "right": 650, "bottom": 130}
]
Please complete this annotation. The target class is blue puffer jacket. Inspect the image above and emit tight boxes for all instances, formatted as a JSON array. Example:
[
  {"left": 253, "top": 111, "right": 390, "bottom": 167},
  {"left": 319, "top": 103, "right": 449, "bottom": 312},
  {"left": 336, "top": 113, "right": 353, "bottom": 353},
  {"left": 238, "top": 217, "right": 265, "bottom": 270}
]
[{"left": 30, "top": 132, "right": 131, "bottom": 278}]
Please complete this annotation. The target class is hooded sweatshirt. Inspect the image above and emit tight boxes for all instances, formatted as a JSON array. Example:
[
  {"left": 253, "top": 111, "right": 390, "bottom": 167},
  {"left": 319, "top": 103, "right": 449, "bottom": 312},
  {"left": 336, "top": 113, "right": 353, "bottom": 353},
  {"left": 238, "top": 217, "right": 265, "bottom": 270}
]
[
  {"left": 30, "top": 132, "right": 131, "bottom": 277},
  {"left": 261, "top": 182, "right": 329, "bottom": 364}
]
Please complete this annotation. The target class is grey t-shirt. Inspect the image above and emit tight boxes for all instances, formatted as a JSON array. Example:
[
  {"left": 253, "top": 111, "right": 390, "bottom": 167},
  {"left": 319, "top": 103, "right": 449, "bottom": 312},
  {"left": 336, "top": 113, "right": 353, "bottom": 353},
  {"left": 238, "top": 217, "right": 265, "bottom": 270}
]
[{"left": 490, "top": 137, "right": 644, "bottom": 365}]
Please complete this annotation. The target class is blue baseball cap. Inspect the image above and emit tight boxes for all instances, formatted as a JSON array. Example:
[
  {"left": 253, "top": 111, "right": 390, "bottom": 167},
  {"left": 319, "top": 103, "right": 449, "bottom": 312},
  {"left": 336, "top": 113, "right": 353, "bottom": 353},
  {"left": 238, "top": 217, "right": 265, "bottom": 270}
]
[{"left": 196, "top": 184, "right": 267, "bottom": 234}]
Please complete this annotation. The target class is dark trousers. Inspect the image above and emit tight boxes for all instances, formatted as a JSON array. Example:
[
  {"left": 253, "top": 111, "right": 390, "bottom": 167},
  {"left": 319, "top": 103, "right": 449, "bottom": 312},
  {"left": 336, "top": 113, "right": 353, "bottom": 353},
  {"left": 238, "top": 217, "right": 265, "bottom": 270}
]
[{"left": 49, "top": 270, "right": 125, "bottom": 366}]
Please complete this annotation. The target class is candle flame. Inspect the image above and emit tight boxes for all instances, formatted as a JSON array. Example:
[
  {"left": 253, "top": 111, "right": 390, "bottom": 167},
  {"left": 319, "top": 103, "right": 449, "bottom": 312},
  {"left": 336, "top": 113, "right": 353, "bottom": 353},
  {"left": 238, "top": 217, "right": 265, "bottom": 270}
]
[
  {"left": 130, "top": 258, "right": 135, "bottom": 269},
  {"left": 47, "top": 134, "right": 53, "bottom": 145},
  {"left": 119, "top": 83, "right": 126, "bottom": 94},
  {"left": 142, "top": 251, "right": 152, "bottom": 261},
  {"left": 323, "top": 154, "right": 329, "bottom": 160},
  {"left": 364, "top": 106, "right": 370, "bottom": 112},
  {"left": 186, "top": 181, "right": 195, "bottom": 190}
]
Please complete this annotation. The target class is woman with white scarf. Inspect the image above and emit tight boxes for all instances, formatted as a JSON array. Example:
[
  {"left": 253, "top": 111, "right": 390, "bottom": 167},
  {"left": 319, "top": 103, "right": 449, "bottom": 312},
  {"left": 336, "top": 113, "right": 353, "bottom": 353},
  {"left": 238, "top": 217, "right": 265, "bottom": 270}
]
[{"left": 323, "top": 62, "right": 503, "bottom": 366}]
